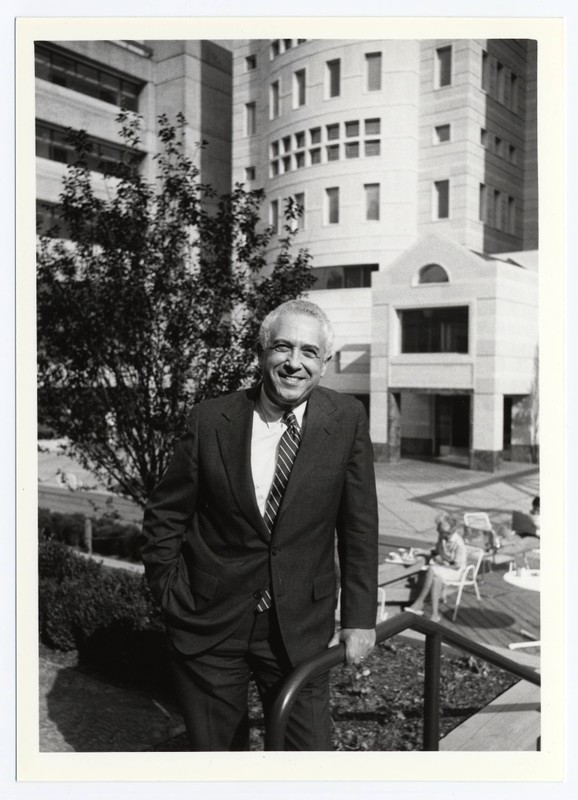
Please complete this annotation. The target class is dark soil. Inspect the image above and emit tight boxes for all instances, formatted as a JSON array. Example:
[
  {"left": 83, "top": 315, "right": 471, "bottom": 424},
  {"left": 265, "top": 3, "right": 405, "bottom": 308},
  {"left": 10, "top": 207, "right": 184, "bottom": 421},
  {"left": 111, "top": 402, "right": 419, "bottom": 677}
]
[{"left": 151, "top": 637, "right": 518, "bottom": 751}]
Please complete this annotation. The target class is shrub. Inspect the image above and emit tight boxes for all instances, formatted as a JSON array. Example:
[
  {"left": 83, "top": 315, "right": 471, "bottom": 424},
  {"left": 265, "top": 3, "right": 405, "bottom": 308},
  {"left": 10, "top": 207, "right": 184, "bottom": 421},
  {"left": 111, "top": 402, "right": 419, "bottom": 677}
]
[
  {"left": 38, "top": 507, "right": 142, "bottom": 561},
  {"left": 39, "top": 540, "right": 168, "bottom": 693}
]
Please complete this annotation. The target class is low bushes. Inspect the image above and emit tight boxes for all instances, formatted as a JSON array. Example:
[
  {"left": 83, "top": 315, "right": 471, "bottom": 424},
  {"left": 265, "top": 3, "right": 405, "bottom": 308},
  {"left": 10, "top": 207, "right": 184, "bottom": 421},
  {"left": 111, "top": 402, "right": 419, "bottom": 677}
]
[
  {"left": 39, "top": 507, "right": 142, "bottom": 562},
  {"left": 39, "top": 537, "right": 169, "bottom": 693}
]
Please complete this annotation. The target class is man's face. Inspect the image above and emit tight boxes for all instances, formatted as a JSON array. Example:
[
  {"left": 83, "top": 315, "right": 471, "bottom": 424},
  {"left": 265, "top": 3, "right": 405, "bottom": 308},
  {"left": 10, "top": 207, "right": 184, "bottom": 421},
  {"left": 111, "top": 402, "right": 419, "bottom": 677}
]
[{"left": 261, "top": 312, "right": 330, "bottom": 409}]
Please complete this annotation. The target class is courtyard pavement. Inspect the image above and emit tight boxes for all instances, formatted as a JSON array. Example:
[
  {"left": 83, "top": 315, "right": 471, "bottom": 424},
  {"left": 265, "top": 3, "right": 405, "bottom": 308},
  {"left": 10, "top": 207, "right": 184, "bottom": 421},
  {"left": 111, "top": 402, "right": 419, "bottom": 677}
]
[{"left": 36, "top": 444, "right": 540, "bottom": 752}]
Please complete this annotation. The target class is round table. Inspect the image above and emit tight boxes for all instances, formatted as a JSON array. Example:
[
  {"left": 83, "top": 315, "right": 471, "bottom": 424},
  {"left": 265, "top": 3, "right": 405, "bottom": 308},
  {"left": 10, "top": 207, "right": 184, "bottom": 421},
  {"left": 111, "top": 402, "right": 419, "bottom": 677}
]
[{"left": 503, "top": 569, "right": 540, "bottom": 649}]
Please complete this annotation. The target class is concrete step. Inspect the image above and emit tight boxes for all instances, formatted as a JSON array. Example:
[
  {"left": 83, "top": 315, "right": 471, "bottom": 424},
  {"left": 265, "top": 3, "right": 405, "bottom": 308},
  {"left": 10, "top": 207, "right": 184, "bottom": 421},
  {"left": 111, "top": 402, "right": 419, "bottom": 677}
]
[{"left": 439, "top": 679, "right": 540, "bottom": 751}]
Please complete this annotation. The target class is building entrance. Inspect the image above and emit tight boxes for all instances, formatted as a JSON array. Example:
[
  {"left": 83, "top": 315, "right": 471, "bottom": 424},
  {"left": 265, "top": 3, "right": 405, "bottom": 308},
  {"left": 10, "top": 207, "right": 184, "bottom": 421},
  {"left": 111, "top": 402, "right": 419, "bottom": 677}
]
[{"left": 434, "top": 394, "right": 471, "bottom": 456}]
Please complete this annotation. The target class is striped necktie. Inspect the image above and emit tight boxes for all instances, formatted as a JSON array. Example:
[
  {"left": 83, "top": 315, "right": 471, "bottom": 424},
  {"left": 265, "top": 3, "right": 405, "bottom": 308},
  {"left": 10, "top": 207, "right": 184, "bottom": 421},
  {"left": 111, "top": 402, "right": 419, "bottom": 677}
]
[{"left": 256, "top": 411, "right": 302, "bottom": 613}]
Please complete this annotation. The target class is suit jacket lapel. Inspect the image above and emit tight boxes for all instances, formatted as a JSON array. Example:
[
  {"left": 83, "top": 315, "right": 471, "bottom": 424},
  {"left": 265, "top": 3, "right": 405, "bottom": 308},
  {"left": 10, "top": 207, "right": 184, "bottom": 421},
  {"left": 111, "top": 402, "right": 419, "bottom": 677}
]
[
  {"left": 273, "top": 389, "right": 337, "bottom": 528},
  {"left": 215, "top": 388, "right": 271, "bottom": 541}
]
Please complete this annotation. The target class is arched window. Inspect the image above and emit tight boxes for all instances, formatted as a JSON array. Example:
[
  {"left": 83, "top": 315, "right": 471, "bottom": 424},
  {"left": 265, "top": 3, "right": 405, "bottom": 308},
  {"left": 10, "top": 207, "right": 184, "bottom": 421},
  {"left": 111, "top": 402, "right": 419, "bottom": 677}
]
[{"left": 418, "top": 263, "right": 449, "bottom": 284}]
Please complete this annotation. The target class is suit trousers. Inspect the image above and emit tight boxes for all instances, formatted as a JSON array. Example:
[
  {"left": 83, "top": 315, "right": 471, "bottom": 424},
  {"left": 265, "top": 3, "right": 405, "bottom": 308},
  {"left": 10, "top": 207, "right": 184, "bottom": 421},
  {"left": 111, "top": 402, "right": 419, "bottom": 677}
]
[{"left": 168, "top": 607, "right": 332, "bottom": 751}]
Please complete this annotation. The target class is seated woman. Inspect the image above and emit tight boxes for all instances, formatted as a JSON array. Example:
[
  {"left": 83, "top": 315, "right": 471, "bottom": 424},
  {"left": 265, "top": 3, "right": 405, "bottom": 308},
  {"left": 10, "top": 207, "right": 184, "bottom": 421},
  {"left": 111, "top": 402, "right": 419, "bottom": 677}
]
[
  {"left": 406, "top": 512, "right": 467, "bottom": 622},
  {"left": 496, "top": 496, "right": 540, "bottom": 567}
]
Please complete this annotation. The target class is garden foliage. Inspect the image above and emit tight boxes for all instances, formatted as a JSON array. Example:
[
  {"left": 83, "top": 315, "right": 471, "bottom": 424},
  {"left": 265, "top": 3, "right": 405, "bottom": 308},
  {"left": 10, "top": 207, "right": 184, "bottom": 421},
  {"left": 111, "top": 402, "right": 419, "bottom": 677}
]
[{"left": 37, "top": 111, "right": 314, "bottom": 507}]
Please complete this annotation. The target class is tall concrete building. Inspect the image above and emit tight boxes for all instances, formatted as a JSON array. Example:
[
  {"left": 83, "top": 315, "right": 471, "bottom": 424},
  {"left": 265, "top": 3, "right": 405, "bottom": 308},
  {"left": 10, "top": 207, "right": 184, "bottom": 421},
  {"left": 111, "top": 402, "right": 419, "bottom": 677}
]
[
  {"left": 35, "top": 37, "right": 539, "bottom": 471},
  {"left": 35, "top": 39, "right": 233, "bottom": 232},
  {"left": 232, "top": 39, "right": 539, "bottom": 470}
]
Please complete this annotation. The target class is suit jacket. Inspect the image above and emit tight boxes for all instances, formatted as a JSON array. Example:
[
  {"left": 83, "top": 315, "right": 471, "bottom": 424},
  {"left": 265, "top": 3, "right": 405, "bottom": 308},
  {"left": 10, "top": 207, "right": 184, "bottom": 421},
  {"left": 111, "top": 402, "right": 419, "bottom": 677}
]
[{"left": 141, "top": 384, "right": 378, "bottom": 666}]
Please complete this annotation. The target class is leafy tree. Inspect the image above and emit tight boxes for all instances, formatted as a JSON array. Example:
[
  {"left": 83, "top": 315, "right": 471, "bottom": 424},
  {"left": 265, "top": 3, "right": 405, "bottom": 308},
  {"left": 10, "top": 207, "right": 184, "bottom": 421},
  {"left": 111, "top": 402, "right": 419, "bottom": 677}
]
[{"left": 37, "top": 112, "right": 314, "bottom": 506}]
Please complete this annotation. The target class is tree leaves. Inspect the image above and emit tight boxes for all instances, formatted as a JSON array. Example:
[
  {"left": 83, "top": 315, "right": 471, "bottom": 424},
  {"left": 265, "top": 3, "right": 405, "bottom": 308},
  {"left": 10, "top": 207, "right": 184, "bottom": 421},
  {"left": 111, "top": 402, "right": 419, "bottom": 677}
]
[{"left": 37, "top": 112, "right": 315, "bottom": 506}]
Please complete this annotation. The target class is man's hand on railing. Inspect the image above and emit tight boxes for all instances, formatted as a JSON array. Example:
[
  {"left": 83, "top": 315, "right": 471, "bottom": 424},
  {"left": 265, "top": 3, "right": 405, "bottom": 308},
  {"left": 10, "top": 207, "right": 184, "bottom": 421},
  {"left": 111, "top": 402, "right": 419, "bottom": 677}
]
[{"left": 328, "top": 627, "right": 377, "bottom": 666}]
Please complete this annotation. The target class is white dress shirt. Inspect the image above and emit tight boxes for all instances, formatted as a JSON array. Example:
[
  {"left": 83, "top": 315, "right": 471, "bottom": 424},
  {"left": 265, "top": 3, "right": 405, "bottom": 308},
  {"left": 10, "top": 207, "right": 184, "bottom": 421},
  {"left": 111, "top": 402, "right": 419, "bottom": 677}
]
[{"left": 251, "top": 387, "right": 307, "bottom": 516}]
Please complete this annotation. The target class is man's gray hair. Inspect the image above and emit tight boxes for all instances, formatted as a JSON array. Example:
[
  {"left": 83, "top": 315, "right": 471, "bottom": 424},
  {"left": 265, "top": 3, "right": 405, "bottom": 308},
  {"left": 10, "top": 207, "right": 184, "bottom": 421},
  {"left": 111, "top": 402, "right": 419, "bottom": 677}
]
[{"left": 259, "top": 299, "right": 335, "bottom": 355}]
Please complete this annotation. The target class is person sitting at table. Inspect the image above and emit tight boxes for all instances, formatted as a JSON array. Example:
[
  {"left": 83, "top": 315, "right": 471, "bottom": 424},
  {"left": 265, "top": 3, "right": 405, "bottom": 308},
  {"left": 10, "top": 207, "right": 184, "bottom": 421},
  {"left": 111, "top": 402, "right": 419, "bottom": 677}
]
[
  {"left": 406, "top": 512, "right": 467, "bottom": 622},
  {"left": 495, "top": 496, "right": 540, "bottom": 567}
]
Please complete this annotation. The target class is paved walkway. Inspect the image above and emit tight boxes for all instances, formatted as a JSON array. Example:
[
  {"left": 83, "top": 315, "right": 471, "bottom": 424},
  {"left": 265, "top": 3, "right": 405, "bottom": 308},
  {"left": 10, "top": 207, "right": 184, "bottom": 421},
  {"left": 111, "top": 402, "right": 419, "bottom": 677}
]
[{"left": 37, "top": 448, "right": 540, "bottom": 752}]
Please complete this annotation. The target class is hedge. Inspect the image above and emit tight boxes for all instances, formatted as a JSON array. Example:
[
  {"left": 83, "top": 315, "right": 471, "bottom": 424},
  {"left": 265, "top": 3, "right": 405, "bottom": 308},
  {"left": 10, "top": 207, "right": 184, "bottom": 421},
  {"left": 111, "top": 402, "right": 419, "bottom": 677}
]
[
  {"left": 39, "top": 507, "right": 142, "bottom": 562},
  {"left": 39, "top": 538, "right": 170, "bottom": 693}
]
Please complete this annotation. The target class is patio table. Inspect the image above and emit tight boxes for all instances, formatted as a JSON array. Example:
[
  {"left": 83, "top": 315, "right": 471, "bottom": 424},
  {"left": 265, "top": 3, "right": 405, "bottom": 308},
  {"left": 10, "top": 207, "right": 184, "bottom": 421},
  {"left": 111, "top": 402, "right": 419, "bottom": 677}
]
[{"left": 503, "top": 568, "right": 540, "bottom": 650}]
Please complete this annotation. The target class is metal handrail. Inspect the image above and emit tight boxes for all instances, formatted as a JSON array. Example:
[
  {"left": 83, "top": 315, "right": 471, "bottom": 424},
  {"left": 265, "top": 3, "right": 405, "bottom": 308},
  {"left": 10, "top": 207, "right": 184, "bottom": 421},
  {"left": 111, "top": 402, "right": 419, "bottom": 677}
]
[{"left": 266, "top": 611, "right": 541, "bottom": 751}]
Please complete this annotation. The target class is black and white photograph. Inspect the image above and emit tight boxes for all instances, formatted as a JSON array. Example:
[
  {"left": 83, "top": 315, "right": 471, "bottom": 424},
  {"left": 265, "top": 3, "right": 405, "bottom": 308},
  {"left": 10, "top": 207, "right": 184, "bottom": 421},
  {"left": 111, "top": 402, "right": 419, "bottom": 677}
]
[{"left": 8, "top": 4, "right": 573, "bottom": 798}]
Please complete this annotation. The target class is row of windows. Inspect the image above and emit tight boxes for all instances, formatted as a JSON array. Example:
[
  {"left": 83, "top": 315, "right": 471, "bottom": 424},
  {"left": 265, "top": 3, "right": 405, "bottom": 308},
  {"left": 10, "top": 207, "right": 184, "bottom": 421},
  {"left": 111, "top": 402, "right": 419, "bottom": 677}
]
[
  {"left": 269, "top": 183, "right": 381, "bottom": 229},
  {"left": 36, "top": 121, "right": 143, "bottom": 173},
  {"left": 270, "top": 118, "right": 381, "bottom": 154},
  {"left": 35, "top": 43, "right": 141, "bottom": 112},
  {"left": 434, "top": 45, "right": 521, "bottom": 116},
  {"left": 269, "top": 139, "right": 381, "bottom": 176},
  {"left": 269, "top": 39, "right": 308, "bottom": 60},
  {"left": 480, "top": 128, "right": 518, "bottom": 164},
  {"left": 479, "top": 184, "right": 517, "bottom": 234},
  {"left": 268, "top": 53, "right": 382, "bottom": 118},
  {"left": 265, "top": 179, "right": 516, "bottom": 232},
  {"left": 481, "top": 50, "right": 519, "bottom": 113}
]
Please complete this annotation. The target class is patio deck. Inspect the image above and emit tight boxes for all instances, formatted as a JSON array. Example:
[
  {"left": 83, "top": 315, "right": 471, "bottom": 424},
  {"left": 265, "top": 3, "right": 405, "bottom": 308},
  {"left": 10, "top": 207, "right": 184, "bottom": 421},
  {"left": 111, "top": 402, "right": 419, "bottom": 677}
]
[{"left": 385, "top": 561, "right": 540, "bottom": 669}]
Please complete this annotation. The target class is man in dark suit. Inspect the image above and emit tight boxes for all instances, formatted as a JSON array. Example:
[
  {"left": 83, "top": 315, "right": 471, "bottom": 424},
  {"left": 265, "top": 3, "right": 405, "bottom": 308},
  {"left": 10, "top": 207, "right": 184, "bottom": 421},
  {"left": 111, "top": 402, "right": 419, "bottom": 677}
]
[{"left": 141, "top": 299, "right": 378, "bottom": 750}]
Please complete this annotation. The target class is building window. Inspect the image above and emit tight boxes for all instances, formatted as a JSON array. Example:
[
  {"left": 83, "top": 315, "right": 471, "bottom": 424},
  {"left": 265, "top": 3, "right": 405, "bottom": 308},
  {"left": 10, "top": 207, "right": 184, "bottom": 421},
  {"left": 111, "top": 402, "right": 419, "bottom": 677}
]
[
  {"left": 327, "top": 145, "right": 339, "bottom": 161},
  {"left": 282, "top": 136, "right": 291, "bottom": 153},
  {"left": 345, "top": 142, "right": 359, "bottom": 159},
  {"left": 494, "top": 136, "right": 503, "bottom": 157},
  {"left": 245, "top": 55, "right": 257, "bottom": 71},
  {"left": 479, "top": 183, "right": 487, "bottom": 222},
  {"left": 418, "top": 264, "right": 449, "bottom": 284},
  {"left": 294, "top": 68, "right": 306, "bottom": 107},
  {"left": 270, "top": 81, "right": 280, "bottom": 119},
  {"left": 270, "top": 40, "right": 280, "bottom": 59},
  {"left": 245, "top": 102, "right": 257, "bottom": 135},
  {"left": 435, "top": 45, "right": 452, "bottom": 88},
  {"left": 433, "top": 180, "right": 450, "bottom": 219},
  {"left": 295, "top": 151, "right": 305, "bottom": 169},
  {"left": 493, "top": 189, "right": 502, "bottom": 228},
  {"left": 480, "top": 128, "right": 488, "bottom": 147},
  {"left": 326, "top": 187, "right": 339, "bottom": 224},
  {"left": 364, "top": 139, "right": 381, "bottom": 157},
  {"left": 34, "top": 44, "right": 141, "bottom": 111},
  {"left": 400, "top": 307, "right": 469, "bottom": 354},
  {"left": 35, "top": 121, "right": 142, "bottom": 173},
  {"left": 294, "top": 192, "right": 305, "bottom": 229},
  {"left": 270, "top": 160, "right": 279, "bottom": 177},
  {"left": 270, "top": 199, "right": 279, "bottom": 233},
  {"left": 496, "top": 62, "right": 506, "bottom": 104},
  {"left": 434, "top": 124, "right": 451, "bottom": 144},
  {"left": 282, "top": 156, "right": 291, "bottom": 173},
  {"left": 510, "top": 73, "right": 519, "bottom": 112},
  {"left": 507, "top": 197, "right": 516, "bottom": 234},
  {"left": 270, "top": 141, "right": 279, "bottom": 158},
  {"left": 365, "top": 118, "right": 380, "bottom": 135},
  {"left": 509, "top": 144, "right": 517, "bottom": 164},
  {"left": 310, "top": 127, "right": 321, "bottom": 145},
  {"left": 345, "top": 120, "right": 360, "bottom": 137},
  {"left": 364, "top": 183, "right": 380, "bottom": 220},
  {"left": 310, "top": 264, "right": 378, "bottom": 290},
  {"left": 326, "top": 123, "right": 339, "bottom": 141},
  {"left": 365, "top": 52, "right": 382, "bottom": 91},
  {"left": 245, "top": 166, "right": 256, "bottom": 181},
  {"left": 284, "top": 39, "right": 293, "bottom": 52},
  {"left": 295, "top": 131, "right": 305, "bottom": 149},
  {"left": 310, "top": 148, "right": 321, "bottom": 165},
  {"left": 327, "top": 59, "right": 341, "bottom": 98}
]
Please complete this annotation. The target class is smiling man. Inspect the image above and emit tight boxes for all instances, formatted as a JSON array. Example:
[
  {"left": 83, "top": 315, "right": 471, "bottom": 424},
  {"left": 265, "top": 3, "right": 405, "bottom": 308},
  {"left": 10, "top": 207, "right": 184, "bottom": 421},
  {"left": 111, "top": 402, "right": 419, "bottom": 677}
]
[{"left": 141, "top": 299, "right": 378, "bottom": 751}]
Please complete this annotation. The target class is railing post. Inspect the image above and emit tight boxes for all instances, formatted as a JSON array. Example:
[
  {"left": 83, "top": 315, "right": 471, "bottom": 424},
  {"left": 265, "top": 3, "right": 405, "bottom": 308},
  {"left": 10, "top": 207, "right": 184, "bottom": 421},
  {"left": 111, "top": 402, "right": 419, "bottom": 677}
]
[{"left": 423, "top": 630, "right": 442, "bottom": 750}]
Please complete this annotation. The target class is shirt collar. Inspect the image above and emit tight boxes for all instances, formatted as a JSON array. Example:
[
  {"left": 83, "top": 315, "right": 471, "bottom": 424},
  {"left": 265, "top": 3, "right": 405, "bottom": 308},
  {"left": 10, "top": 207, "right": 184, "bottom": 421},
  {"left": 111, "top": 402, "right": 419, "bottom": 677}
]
[{"left": 257, "top": 385, "right": 307, "bottom": 428}]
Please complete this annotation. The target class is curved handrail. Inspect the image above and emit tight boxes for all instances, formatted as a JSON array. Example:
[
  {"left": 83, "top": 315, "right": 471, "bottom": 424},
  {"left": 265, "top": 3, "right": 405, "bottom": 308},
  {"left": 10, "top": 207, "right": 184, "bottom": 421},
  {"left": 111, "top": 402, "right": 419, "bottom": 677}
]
[{"left": 266, "top": 611, "right": 540, "bottom": 750}]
